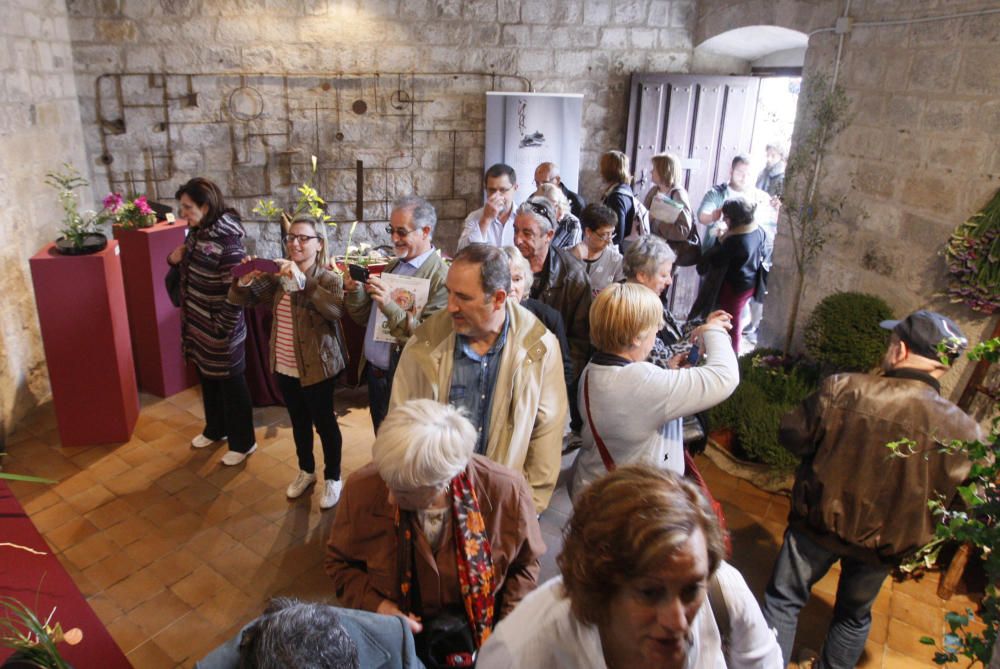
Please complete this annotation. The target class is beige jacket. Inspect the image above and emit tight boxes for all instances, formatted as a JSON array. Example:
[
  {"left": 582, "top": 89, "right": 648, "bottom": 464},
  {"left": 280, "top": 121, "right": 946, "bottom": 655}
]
[{"left": 390, "top": 302, "right": 569, "bottom": 512}]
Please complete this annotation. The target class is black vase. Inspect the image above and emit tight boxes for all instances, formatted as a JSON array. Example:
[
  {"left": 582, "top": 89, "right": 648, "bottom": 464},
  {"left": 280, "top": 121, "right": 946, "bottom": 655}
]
[{"left": 55, "top": 233, "right": 108, "bottom": 256}]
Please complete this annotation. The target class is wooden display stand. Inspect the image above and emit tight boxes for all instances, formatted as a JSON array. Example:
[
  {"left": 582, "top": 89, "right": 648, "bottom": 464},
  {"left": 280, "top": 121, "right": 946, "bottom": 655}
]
[
  {"left": 114, "top": 222, "right": 197, "bottom": 397},
  {"left": 29, "top": 241, "right": 139, "bottom": 446}
]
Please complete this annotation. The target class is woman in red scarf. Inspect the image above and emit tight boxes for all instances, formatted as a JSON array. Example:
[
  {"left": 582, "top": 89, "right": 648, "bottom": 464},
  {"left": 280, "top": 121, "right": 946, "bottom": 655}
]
[{"left": 325, "top": 399, "right": 545, "bottom": 667}]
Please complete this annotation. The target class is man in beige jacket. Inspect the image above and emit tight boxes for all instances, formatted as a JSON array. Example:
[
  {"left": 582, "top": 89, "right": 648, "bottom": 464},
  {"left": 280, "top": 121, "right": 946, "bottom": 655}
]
[{"left": 390, "top": 244, "right": 568, "bottom": 512}]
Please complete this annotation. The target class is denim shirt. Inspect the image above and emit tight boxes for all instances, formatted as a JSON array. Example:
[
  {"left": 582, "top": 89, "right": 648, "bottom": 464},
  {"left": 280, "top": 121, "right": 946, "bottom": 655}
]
[{"left": 449, "top": 316, "right": 509, "bottom": 454}]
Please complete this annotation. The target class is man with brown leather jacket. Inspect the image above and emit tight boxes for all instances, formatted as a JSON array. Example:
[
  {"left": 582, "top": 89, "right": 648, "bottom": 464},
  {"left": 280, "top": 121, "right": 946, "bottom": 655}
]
[{"left": 761, "top": 310, "right": 982, "bottom": 669}]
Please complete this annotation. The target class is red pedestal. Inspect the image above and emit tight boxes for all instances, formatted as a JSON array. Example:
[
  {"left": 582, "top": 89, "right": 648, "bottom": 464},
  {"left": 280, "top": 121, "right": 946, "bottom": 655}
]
[
  {"left": 114, "top": 222, "right": 197, "bottom": 397},
  {"left": 29, "top": 241, "right": 139, "bottom": 446}
]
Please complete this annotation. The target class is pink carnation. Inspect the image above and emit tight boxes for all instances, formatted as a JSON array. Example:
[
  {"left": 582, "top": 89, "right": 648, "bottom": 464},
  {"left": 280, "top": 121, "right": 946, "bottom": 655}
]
[
  {"left": 103, "top": 192, "right": 123, "bottom": 212},
  {"left": 134, "top": 196, "right": 153, "bottom": 215}
]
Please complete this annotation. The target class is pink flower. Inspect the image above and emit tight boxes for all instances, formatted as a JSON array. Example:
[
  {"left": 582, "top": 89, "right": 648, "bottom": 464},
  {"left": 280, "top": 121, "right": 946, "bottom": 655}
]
[
  {"left": 103, "top": 192, "right": 123, "bottom": 212},
  {"left": 134, "top": 196, "right": 153, "bottom": 215}
]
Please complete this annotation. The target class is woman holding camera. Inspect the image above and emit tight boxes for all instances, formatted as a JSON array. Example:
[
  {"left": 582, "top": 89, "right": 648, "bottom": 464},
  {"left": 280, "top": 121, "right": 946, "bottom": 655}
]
[{"left": 228, "top": 217, "right": 347, "bottom": 509}]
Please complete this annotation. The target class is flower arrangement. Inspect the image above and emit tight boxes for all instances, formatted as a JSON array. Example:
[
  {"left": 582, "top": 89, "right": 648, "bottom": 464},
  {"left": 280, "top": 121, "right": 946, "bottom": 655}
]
[
  {"left": 944, "top": 189, "right": 1000, "bottom": 315},
  {"left": 253, "top": 155, "right": 333, "bottom": 230},
  {"left": 104, "top": 193, "right": 156, "bottom": 230},
  {"left": 45, "top": 164, "right": 113, "bottom": 250},
  {"left": 0, "top": 596, "right": 82, "bottom": 668}
]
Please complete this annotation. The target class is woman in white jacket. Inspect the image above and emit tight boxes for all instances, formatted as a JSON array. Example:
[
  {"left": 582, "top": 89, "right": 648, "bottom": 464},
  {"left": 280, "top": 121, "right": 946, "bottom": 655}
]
[{"left": 569, "top": 282, "right": 738, "bottom": 499}]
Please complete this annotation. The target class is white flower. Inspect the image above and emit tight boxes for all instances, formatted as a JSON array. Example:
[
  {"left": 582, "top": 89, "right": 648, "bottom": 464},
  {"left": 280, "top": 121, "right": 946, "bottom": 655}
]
[
  {"left": 359, "top": 242, "right": 372, "bottom": 252},
  {"left": 346, "top": 245, "right": 358, "bottom": 254}
]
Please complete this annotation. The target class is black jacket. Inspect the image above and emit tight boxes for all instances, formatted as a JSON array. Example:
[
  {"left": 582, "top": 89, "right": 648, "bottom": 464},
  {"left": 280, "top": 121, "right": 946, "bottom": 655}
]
[
  {"left": 559, "top": 182, "right": 586, "bottom": 219},
  {"left": 522, "top": 298, "right": 574, "bottom": 394},
  {"left": 529, "top": 247, "right": 592, "bottom": 379}
]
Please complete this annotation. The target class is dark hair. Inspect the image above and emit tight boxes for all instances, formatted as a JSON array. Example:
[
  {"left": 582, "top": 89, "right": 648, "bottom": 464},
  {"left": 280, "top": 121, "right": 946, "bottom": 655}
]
[
  {"left": 731, "top": 153, "right": 751, "bottom": 170},
  {"left": 239, "top": 598, "right": 359, "bottom": 669},
  {"left": 452, "top": 243, "right": 511, "bottom": 297},
  {"left": 721, "top": 198, "right": 756, "bottom": 228},
  {"left": 580, "top": 203, "right": 617, "bottom": 232},
  {"left": 484, "top": 163, "right": 516, "bottom": 186},
  {"left": 175, "top": 177, "right": 234, "bottom": 224},
  {"left": 393, "top": 194, "right": 437, "bottom": 235}
]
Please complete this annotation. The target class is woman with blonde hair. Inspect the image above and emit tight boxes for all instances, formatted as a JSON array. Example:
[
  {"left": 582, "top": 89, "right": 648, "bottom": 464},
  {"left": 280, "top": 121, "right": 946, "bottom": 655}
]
[
  {"left": 599, "top": 150, "right": 637, "bottom": 251},
  {"left": 645, "top": 153, "right": 695, "bottom": 254},
  {"left": 229, "top": 216, "right": 347, "bottom": 508},
  {"left": 534, "top": 182, "right": 581, "bottom": 248},
  {"left": 568, "top": 282, "right": 737, "bottom": 498},
  {"left": 478, "top": 465, "right": 783, "bottom": 668}
]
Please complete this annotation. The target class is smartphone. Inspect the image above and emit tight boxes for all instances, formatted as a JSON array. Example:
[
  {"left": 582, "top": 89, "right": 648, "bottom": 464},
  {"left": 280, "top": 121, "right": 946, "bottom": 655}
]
[
  {"left": 686, "top": 344, "right": 701, "bottom": 366},
  {"left": 348, "top": 263, "right": 370, "bottom": 283}
]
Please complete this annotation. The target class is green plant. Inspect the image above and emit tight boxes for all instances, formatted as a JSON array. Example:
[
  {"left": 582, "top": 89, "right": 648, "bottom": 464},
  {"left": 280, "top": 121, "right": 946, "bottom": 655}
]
[
  {"left": 709, "top": 350, "right": 818, "bottom": 470},
  {"left": 889, "top": 337, "right": 999, "bottom": 667},
  {"left": 45, "top": 164, "right": 113, "bottom": 249},
  {"left": 253, "top": 155, "right": 333, "bottom": 229},
  {"left": 943, "top": 188, "right": 1000, "bottom": 315},
  {"left": 781, "top": 72, "right": 854, "bottom": 350},
  {"left": 0, "top": 595, "right": 81, "bottom": 668},
  {"left": 803, "top": 292, "right": 893, "bottom": 373}
]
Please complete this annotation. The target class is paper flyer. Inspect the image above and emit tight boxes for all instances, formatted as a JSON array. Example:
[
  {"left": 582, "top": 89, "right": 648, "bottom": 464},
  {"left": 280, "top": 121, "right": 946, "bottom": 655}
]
[{"left": 373, "top": 273, "right": 431, "bottom": 344}]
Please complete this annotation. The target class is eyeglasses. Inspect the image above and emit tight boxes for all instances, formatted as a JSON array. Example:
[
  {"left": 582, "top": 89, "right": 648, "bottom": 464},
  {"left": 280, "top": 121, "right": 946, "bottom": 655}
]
[
  {"left": 285, "top": 234, "right": 319, "bottom": 244},
  {"left": 590, "top": 230, "right": 614, "bottom": 242},
  {"left": 486, "top": 186, "right": 513, "bottom": 195},
  {"left": 385, "top": 225, "right": 417, "bottom": 237}
]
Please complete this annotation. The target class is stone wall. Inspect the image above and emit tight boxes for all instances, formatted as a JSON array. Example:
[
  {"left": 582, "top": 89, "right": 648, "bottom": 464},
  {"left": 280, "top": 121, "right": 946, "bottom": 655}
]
[
  {"left": 66, "top": 0, "right": 696, "bottom": 257},
  {"left": 0, "top": 0, "right": 92, "bottom": 442},
  {"left": 694, "top": 0, "right": 1000, "bottom": 397}
]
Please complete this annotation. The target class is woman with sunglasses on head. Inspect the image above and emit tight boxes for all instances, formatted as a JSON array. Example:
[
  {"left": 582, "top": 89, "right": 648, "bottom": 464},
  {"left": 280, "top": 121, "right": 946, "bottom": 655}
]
[
  {"left": 229, "top": 216, "right": 347, "bottom": 509},
  {"left": 169, "top": 177, "right": 257, "bottom": 467}
]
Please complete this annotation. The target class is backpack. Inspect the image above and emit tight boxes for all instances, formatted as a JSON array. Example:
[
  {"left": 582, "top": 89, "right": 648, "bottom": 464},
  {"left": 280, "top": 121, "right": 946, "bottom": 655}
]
[{"left": 620, "top": 185, "right": 650, "bottom": 247}]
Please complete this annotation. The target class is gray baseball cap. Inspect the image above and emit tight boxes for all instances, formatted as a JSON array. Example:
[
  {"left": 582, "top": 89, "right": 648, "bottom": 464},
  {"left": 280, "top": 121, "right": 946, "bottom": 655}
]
[{"left": 879, "top": 310, "right": 968, "bottom": 363}]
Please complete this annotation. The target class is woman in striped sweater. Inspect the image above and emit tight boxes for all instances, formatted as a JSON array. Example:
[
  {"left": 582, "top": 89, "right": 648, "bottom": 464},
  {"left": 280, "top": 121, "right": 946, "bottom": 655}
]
[
  {"left": 229, "top": 217, "right": 347, "bottom": 509},
  {"left": 168, "top": 178, "right": 257, "bottom": 466}
]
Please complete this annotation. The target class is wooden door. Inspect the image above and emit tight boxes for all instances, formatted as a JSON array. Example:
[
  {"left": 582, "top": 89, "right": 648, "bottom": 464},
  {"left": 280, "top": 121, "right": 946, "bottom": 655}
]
[{"left": 624, "top": 74, "right": 761, "bottom": 319}]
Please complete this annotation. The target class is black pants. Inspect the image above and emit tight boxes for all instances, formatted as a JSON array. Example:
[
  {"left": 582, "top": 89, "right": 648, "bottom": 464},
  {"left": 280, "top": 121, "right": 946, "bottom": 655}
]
[
  {"left": 366, "top": 364, "right": 393, "bottom": 434},
  {"left": 199, "top": 371, "right": 255, "bottom": 454},
  {"left": 276, "top": 373, "right": 343, "bottom": 480}
]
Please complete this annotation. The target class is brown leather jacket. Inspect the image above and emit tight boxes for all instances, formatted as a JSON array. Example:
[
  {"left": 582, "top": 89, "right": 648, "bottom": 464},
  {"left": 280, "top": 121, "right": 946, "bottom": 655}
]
[
  {"left": 228, "top": 263, "right": 346, "bottom": 387},
  {"left": 781, "top": 368, "right": 982, "bottom": 565},
  {"left": 325, "top": 455, "right": 545, "bottom": 620}
]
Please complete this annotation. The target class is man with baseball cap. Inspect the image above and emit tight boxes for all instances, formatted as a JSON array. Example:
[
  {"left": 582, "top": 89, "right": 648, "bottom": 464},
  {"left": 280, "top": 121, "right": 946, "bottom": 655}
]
[{"left": 761, "top": 309, "right": 982, "bottom": 669}]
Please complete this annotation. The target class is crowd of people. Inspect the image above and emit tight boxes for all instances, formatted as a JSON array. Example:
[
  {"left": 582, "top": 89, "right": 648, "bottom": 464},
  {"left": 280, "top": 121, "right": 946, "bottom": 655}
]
[{"left": 168, "top": 156, "right": 982, "bottom": 668}]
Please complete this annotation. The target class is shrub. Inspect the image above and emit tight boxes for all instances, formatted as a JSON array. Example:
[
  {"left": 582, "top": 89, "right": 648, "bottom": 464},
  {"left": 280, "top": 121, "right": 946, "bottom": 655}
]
[
  {"left": 804, "top": 292, "right": 894, "bottom": 372},
  {"left": 709, "top": 350, "right": 819, "bottom": 471}
]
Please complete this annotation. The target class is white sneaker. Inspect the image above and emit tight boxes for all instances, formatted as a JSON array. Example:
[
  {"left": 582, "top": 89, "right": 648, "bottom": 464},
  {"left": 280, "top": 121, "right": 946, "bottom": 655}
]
[
  {"left": 191, "top": 433, "right": 225, "bottom": 449},
  {"left": 320, "top": 479, "right": 343, "bottom": 509},
  {"left": 286, "top": 471, "right": 317, "bottom": 499},
  {"left": 220, "top": 443, "right": 257, "bottom": 466}
]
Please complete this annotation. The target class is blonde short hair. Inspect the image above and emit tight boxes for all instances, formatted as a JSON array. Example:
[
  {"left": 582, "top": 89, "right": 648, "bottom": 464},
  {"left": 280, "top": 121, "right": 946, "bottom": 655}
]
[
  {"left": 599, "top": 150, "right": 631, "bottom": 185},
  {"left": 372, "top": 399, "right": 475, "bottom": 490},
  {"left": 589, "top": 283, "right": 663, "bottom": 353},
  {"left": 651, "top": 152, "right": 682, "bottom": 189},
  {"left": 534, "top": 182, "right": 570, "bottom": 212}
]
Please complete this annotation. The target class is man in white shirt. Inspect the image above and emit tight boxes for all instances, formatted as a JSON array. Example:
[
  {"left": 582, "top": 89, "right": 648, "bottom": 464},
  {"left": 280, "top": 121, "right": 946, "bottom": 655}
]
[{"left": 456, "top": 163, "right": 519, "bottom": 249}]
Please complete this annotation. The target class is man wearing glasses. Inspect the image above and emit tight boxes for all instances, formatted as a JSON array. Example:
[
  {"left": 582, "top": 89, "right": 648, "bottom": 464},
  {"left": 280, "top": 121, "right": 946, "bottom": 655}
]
[
  {"left": 534, "top": 161, "right": 585, "bottom": 218},
  {"left": 457, "top": 163, "right": 519, "bottom": 250},
  {"left": 344, "top": 195, "right": 449, "bottom": 432}
]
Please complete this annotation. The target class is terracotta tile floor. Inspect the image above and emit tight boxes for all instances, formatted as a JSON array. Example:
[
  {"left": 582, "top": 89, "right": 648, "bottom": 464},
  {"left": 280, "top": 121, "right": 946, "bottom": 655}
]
[{"left": 3, "top": 385, "right": 982, "bottom": 668}]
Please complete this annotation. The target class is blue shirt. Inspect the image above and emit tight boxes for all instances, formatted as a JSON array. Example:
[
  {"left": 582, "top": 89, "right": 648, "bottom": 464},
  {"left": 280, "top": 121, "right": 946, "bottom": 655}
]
[
  {"left": 363, "top": 247, "right": 436, "bottom": 371},
  {"left": 449, "top": 316, "right": 509, "bottom": 455}
]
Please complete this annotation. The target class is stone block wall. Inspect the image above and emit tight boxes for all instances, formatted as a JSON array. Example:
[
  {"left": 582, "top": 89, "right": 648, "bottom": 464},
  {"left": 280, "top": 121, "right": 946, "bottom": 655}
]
[
  {"left": 0, "top": 0, "right": 92, "bottom": 442},
  {"left": 65, "top": 0, "right": 696, "bottom": 258},
  {"left": 694, "top": 0, "right": 1000, "bottom": 397}
]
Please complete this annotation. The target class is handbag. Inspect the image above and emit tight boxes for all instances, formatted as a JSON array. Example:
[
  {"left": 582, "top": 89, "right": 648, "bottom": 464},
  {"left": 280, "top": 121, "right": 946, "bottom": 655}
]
[
  {"left": 165, "top": 264, "right": 182, "bottom": 308},
  {"left": 416, "top": 608, "right": 476, "bottom": 669},
  {"left": 655, "top": 188, "right": 702, "bottom": 267}
]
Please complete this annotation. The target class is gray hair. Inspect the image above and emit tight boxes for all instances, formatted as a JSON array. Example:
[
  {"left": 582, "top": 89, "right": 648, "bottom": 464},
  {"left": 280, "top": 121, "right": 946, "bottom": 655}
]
[
  {"left": 373, "top": 399, "right": 476, "bottom": 490},
  {"left": 501, "top": 245, "right": 534, "bottom": 289},
  {"left": 623, "top": 236, "right": 677, "bottom": 280},
  {"left": 516, "top": 196, "right": 557, "bottom": 234},
  {"left": 392, "top": 194, "right": 437, "bottom": 235},
  {"left": 239, "top": 598, "right": 359, "bottom": 669},
  {"left": 452, "top": 243, "right": 512, "bottom": 297}
]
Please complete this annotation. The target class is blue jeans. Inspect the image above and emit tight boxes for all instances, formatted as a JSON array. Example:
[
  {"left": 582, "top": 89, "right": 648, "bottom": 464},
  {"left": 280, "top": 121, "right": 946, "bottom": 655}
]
[{"left": 762, "top": 527, "right": 890, "bottom": 669}]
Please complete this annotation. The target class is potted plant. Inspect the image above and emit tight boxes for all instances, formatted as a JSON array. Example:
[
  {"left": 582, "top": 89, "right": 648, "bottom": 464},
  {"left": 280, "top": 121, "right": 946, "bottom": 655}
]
[
  {"left": 105, "top": 193, "right": 157, "bottom": 231},
  {"left": 45, "top": 165, "right": 113, "bottom": 256},
  {"left": 944, "top": 188, "right": 1000, "bottom": 315}
]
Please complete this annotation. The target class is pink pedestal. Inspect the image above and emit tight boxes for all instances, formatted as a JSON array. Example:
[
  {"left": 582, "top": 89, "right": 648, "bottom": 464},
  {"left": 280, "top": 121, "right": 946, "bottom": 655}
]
[
  {"left": 114, "top": 222, "right": 197, "bottom": 397},
  {"left": 29, "top": 241, "right": 139, "bottom": 446}
]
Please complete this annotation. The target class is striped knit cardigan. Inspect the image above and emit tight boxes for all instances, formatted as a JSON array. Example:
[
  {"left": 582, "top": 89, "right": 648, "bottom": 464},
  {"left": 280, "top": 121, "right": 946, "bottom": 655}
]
[{"left": 178, "top": 211, "right": 248, "bottom": 378}]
